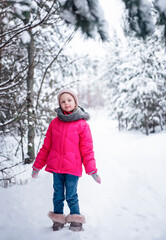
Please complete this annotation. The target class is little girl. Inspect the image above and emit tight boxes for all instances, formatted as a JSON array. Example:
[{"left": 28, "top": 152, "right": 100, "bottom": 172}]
[{"left": 32, "top": 89, "right": 101, "bottom": 232}]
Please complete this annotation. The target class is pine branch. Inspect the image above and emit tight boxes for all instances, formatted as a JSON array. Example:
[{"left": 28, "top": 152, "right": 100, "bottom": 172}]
[
  {"left": 122, "top": 0, "right": 155, "bottom": 38},
  {"left": 60, "top": 0, "right": 109, "bottom": 41}
]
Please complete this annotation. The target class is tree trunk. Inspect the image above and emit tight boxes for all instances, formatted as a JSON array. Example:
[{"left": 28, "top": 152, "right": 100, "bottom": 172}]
[
  {"left": 0, "top": 4, "right": 4, "bottom": 82},
  {"left": 144, "top": 114, "right": 149, "bottom": 136},
  {"left": 25, "top": 29, "right": 35, "bottom": 164}
]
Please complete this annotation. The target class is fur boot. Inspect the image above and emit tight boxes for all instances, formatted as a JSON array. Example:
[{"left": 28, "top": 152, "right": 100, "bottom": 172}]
[
  {"left": 66, "top": 214, "right": 86, "bottom": 232},
  {"left": 48, "top": 212, "right": 66, "bottom": 231}
]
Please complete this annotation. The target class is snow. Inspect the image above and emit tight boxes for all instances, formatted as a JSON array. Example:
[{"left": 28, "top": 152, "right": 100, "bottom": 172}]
[
  {"left": 21, "top": 31, "right": 31, "bottom": 44},
  {"left": 14, "top": 3, "right": 30, "bottom": 15},
  {"left": 2, "top": 17, "right": 8, "bottom": 24},
  {"left": 157, "top": 0, "right": 166, "bottom": 12},
  {"left": 0, "top": 113, "right": 166, "bottom": 240},
  {"left": 0, "top": 118, "right": 15, "bottom": 127},
  {"left": 61, "top": 10, "right": 76, "bottom": 24}
]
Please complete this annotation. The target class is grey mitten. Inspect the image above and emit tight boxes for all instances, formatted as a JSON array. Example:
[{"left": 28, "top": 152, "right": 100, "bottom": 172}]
[
  {"left": 32, "top": 168, "right": 40, "bottom": 178},
  {"left": 91, "top": 173, "right": 101, "bottom": 184}
]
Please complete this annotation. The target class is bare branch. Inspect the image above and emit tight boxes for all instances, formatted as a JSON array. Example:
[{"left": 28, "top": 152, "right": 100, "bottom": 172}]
[
  {"left": 0, "top": 170, "right": 26, "bottom": 182},
  {"left": 0, "top": 1, "right": 56, "bottom": 50},
  {"left": 0, "top": 161, "right": 22, "bottom": 172},
  {"left": 35, "top": 30, "right": 75, "bottom": 110},
  {"left": 0, "top": 65, "right": 28, "bottom": 88}
]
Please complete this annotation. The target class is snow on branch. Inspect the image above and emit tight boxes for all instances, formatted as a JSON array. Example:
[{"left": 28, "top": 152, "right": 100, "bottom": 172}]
[
  {"left": 122, "top": 0, "right": 155, "bottom": 38},
  {"left": 0, "top": 116, "right": 20, "bottom": 127},
  {"left": 0, "top": 79, "right": 24, "bottom": 92},
  {"left": 0, "top": 66, "right": 27, "bottom": 92},
  {"left": 0, "top": 159, "right": 26, "bottom": 188},
  {"left": 0, "top": 0, "right": 55, "bottom": 49},
  {"left": 0, "top": 161, "right": 23, "bottom": 172},
  {"left": 155, "top": 0, "right": 166, "bottom": 12},
  {"left": 122, "top": 0, "right": 166, "bottom": 41},
  {"left": 154, "top": 0, "right": 166, "bottom": 24},
  {"left": 59, "top": 0, "right": 109, "bottom": 41}
]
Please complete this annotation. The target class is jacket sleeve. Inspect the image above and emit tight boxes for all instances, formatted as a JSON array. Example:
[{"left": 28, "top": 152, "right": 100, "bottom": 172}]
[
  {"left": 79, "top": 122, "right": 97, "bottom": 174},
  {"left": 32, "top": 121, "right": 52, "bottom": 170}
]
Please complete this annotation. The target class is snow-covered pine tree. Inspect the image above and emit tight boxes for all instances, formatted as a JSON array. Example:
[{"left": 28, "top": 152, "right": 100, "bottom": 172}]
[{"left": 102, "top": 30, "right": 166, "bottom": 135}]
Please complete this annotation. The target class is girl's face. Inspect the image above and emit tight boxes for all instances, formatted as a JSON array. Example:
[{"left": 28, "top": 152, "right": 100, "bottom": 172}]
[{"left": 59, "top": 93, "right": 76, "bottom": 112}]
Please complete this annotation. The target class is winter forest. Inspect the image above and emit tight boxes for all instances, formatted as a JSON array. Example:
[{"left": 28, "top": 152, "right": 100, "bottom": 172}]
[{"left": 0, "top": 0, "right": 166, "bottom": 239}]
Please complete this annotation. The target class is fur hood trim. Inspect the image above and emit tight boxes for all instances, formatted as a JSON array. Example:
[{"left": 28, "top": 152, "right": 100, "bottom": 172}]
[
  {"left": 48, "top": 212, "right": 66, "bottom": 224},
  {"left": 66, "top": 214, "right": 86, "bottom": 224}
]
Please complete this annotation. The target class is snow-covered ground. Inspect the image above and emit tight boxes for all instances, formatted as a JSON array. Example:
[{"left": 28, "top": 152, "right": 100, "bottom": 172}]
[{"left": 0, "top": 114, "right": 166, "bottom": 240}]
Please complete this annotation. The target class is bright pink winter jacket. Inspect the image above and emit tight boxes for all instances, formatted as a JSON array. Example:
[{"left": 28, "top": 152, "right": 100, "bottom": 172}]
[{"left": 33, "top": 117, "right": 97, "bottom": 177}]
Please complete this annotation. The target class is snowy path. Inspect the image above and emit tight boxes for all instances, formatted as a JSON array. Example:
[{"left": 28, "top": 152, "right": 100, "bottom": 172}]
[{"left": 0, "top": 118, "right": 166, "bottom": 240}]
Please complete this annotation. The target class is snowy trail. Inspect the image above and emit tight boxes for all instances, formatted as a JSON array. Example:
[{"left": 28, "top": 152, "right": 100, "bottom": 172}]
[{"left": 1, "top": 118, "right": 166, "bottom": 240}]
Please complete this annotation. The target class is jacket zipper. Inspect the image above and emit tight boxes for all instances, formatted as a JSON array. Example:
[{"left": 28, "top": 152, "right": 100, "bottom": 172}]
[{"left": 61, "top": 122, "right": 69, "bottom": 170}]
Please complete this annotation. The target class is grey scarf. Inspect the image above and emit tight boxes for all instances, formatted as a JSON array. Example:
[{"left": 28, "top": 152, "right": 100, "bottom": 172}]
[{"left": 55, "top": 106, "right": 90, "bottom": 122}]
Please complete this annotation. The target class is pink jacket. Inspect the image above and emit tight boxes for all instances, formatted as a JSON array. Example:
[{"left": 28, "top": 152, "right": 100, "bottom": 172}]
[{"left": 33, "top": 117, "right": 97, "bottom": 177}]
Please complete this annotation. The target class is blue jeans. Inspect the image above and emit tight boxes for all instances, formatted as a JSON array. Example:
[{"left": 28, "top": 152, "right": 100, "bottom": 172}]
[{"left": 53, "top": 172, "right": 80, "bottom": 215}]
